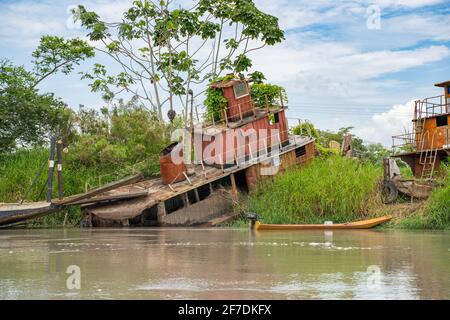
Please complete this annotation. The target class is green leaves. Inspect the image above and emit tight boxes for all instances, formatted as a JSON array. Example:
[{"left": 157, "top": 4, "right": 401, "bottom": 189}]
[
  {"left": 204, "top": 87, "right": 228, "bottom": 122},
  {"left": 233, "top": 54, "right": 252, "bottom": 73},
  {"left": 68, "top": 99, "right": 173, "bottom": 176},
  {"left": 1, "top": 33, "right": 94, "bottom": 152},
  {"left": 250, "top": 82, "right": 286, "bottom": 108},
  {"left": 71, "top": 0, "right": 285, "bottom": 122},
  {"left": 72, "top": 5, "right": 108, "bottom": 41},
  {"left": 0, "top": 60, "right": 74, "bottom": 152},
  {"left": 32, "top": 36, "right": 94, "bottom": 85},
  {"left": 249, "top": 71, "right": 266, "bottom": 84},
  {"left": 106, "top": 41, "right": 120, "bottom": 53}
]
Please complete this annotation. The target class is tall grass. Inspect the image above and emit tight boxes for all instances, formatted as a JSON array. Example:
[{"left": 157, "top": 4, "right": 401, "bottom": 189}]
[
  {"left": 0, "top": 148, "right": 136, "bottom": 227},
  {"left": 245, "top": 156, "right": 382, "bottom": 224},
  {"left": 395, "top": 165, "right": 450, "bottom": 230}
]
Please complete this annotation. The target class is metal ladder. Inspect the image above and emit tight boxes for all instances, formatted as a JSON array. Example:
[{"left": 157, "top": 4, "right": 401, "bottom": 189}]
[{"left": 419, "top": 131, "right": 438, "bottom": 180}]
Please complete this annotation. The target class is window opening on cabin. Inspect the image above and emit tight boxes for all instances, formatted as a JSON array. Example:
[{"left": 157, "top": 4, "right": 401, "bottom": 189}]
[
  {"left": 268, "top": 113, "right": 280, "bottom": 125},
  {"left": 233, "top": 82, "right": 248, "bottom": 99},
  {"left": 436, "top": 115, "right": 448, "bottom": 127},
  {"left": 295, "top": 146, "right": 306, "bottom": 158},
  {"left": 274, "top": 112, "right": 280, "bottom": 124}
]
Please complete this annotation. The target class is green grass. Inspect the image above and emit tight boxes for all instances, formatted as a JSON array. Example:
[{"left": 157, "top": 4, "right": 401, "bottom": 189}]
[
  {"left": 235, "top": 156, "right": 382, "bottom": 225},
  {"left": 2, "top": 149, "right": 448, "bottom": 230},
  {"left": 0, "top": 148, "right": 141, "bottom": 227},
  {"left": 233, "top": 156, "right": 449, "bottom": 230},
  {"left": 395, "top": 167, "right": 450, "bottom": 230}
]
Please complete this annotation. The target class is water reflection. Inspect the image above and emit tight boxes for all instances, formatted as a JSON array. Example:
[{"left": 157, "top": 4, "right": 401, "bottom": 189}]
[{"left": 0, "top": 228, "right": 448, "bottom": 299}]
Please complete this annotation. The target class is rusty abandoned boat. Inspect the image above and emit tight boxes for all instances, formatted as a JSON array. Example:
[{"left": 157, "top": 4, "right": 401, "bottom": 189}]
[
  {"left": 0, "top": 77, "right": 316, "bottom": 227},
  {"left": 384, "top": 80, "right": 450, "bottom": 203}
]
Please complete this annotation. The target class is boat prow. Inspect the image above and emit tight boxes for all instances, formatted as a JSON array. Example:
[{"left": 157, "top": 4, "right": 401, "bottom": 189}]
[
  {"left": 253, "top": 215, "right": 392, "bottom": 231},
  {"left": 0, "top": 202, "right": 61, "bottom": 227}
]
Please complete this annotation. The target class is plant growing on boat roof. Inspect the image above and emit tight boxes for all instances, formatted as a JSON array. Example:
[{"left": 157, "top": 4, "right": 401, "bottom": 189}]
[
  {"left": 71, "top": 0, "right": 285, "bottom": 124},
  {"left": 203, "top": 74, "right": 237, "bottom": 122},
  {"left": 204, "top": 87, "right": 228, "bottom": 122},
  {"left": 250, "top": 83, "right": 287, "bottom": 108}
]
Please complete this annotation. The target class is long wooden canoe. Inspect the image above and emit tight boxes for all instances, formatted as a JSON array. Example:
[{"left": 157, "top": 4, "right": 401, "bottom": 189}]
[{"left": 253, "top": 215, "right": 392, "bottom": 231}]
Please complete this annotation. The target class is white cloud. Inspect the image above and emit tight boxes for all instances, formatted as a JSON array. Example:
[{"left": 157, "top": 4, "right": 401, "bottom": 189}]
[
  {"left": 0, "top": 0, "right": 448, "bottom": 145},
  {"left": 383, "top": 14, "right": 450, "bottom": 42},
  {"left": 249, "top": 32, "right": 450, "bottom": 99},
  {"left": 0, "top": 2, "right": 65, "bottom": 47},
  {"left": 255, "top": 0, "right": 447, "bottom": 31},
  {"left": 0, "top": 0, "right": 134, "bottom": 48},
  {"left": 376, "top": 0, "right": 444, "bottom": 8},
  {"left": 354, "top": 100, "right": 416, "bottom": 145}
]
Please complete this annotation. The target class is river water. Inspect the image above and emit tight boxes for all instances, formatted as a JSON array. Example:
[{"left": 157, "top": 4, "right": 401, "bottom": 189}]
[{"left": 0, "top": 228, "right": 448, "bottom": 300}]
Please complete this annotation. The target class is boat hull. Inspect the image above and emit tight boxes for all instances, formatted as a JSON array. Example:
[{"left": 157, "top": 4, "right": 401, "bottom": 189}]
[
  {"left": 0, "top": 203, "right": 61, "bottom": 227},
  {"left": 254, "top": 216, "right": 392, "bottom": 230}
]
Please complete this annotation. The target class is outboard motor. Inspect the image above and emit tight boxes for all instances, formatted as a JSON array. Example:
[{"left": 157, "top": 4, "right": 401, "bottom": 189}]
[{"left": 246, "top": 212, "right": 259, "bottom": 230}]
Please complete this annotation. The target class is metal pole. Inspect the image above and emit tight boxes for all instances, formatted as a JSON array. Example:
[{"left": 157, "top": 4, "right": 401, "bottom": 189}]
[
  {"left": 46, "top": 137, "right": 56, "bottom": 203},
  {"left": 56, "top": 140, "right": 64, "bottom": 200}
]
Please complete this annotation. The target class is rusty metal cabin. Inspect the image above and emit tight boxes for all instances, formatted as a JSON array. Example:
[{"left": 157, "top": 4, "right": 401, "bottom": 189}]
[
  {"left": 80, "top": 77, "right": 315, "bottom": 227},
  {"left": 392, "top": 81, "right": 450, "bottom": 179},
  {"left": 195, "top": 78, "right": 291, "bottom": 167}
]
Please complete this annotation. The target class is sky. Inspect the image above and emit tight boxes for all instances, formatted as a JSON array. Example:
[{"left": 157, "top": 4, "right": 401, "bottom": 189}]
[{"left": 0, "top": 0, "right": 449, "bottom": 146}]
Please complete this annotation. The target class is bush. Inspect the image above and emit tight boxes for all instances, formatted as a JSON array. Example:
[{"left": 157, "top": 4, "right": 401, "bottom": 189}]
[
  {"left": 250, "top": 83, "right": 287, "bottom": 108},
  {"left": 0, "top": 99, "right": 177, "bottom": 226},
  {"left": 204, "top": 87, "right": 228, "bottom": 122},
  {"left": 68, "top": 99, "right": 172, "bottom": 177}
]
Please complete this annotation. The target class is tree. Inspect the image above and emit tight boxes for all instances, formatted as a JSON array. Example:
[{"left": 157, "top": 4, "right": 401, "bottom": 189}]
[
  {"left": 32, "top": 36, "right": 94, "bottom": 88},
  {"left": 68, "top": 97, "right": 177, "bottom": 176},
  {"left": 0, "top": 36, "right": 93, "bottom": 152},
  {"left": 360, "top": 143, "right": 390, "bottom": 165},
  {"left": 72, "top": 0, "right": 284, "bottom": 123},
  {"left": 291, "top": 122, "right": 390, "bottom": 164},
  {"left": 0, "top": 59, "right": 73, "bottom": 152}
]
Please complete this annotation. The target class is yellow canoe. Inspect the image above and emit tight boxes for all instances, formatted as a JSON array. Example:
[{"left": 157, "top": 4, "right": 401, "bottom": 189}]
[{"left": 253, "top": 215, "right": 392, "bottom": 231}]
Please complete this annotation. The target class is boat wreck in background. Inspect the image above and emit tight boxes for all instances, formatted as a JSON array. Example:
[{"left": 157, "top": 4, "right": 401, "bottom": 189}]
[
  {"left": 391, "top": 81, "right": 450, "bottom": 179},
  {"left": 384, "top": 81, "right": 450, "bottom": 203}
]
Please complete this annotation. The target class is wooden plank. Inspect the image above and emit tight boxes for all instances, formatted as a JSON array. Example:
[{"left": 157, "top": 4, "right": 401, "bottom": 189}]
[
  {"left": 67, "top": 190, "right": 149, "bottom": 205},
  {"left": 230, "top": 173, "right": 238, "bottom": 201},
  {"left": 53, "top": 173, "right": 144, "bottom": 205},
  {"left": 200, "top": 213, "right": 240, "bottom": 227},
  {"left": 157, "top": 202, "right": 166, "bottom": 222},
  {"left": 0, "top": 202, "right": 61, "bottom": 226}
]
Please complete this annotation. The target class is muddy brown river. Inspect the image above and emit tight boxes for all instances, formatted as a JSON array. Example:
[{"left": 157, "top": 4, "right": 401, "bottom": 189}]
[{"left": 0, "top": 228, "right": 449, "bottom": 299}]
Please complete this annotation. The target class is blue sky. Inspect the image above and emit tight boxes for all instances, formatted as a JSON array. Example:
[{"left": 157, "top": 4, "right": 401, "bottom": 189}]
[{"left": 0, "top": 0, "right": 449, "bottom": 145}]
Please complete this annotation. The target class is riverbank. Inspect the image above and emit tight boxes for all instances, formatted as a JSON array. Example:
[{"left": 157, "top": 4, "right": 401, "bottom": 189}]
[
  {"left": 1, "top": 150, "right": 448, "bottom": 229},
  {"left": 0, "top": 148, "right": 153, "bottom": 227},
  {"left": 231, "top": 156, "right": 450, "bottom": 230}
]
